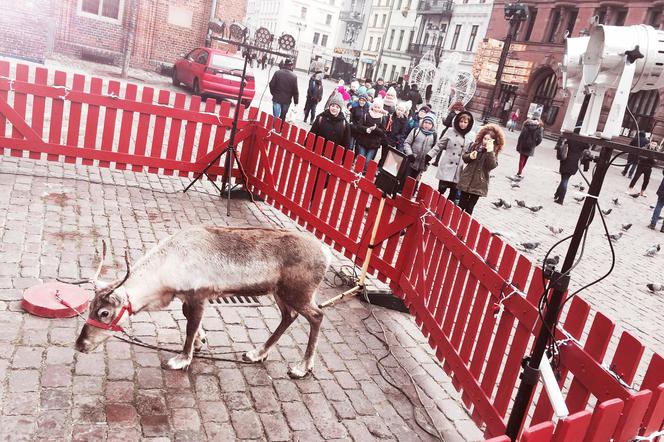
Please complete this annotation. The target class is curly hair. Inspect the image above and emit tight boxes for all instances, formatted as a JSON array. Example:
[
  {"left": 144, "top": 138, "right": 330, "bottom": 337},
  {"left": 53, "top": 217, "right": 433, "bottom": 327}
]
[{"left": 473, "top": 123, "right": 506, "bottom": 154}]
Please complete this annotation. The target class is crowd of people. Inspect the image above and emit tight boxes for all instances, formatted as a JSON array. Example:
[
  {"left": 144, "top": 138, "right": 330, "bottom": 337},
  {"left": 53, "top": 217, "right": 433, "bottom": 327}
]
[{"left": 267, "top": 59, "right": 664, "bottom": 221}]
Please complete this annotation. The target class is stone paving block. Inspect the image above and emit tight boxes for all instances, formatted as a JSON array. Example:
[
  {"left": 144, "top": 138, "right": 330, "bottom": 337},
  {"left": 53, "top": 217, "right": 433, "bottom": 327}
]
[
  {"left": 251, "top": 386, "right": 281, "bottom": 413},
  {"left": 75, "top": 352, "right": 106, "bottom": 376},
  {"left": 4, "top": 391, "right": 40, "bottom": 415},
  {"left": 198, "top": 401, "right": 230, "bottom": 423},
  {"left": 107, "top": 359, "right": 134, "bottom": 381},
  {"left": 41, "top": 364, "right": 73, "bottom": 388},
  {"left": 230, "top": 409, "right": 264, "bottom": 439},
  {"left": 35, "top": 410, "right": 70, "bottom": 439},
  {"left": 11, "top": 346, "right": 44, "bottom": 369},
  {"left": 171, "top": 408, "right": 202, "bottom": 433},
  {"left": 260, "top": 413, "right": 291, "bottom": 441},
  {"left": 202, "top": 422, "right": 235, "bottom": 440},
  {"left": 0, "top": 415, "right": 37, "bottom": 441},
  {"left": 71, "top": 423, "right": 108, "bottom": 442},
  {"left": 73, "top": 375, "right": 104, "bottom": 396},
  {"left": 46, "top": 346, "right": 75, "bottom": 365},
  {"left": 106, "top": 403, "right": 138, "bottom": 427},
  {"left": 137, "top": 367, "right": 164, "bottom": 389},
  {"left": 135, "top": 390, "right": 168, "bottom": 416},
  {"left": 140, "top": 415, "right": 171, "bottom": 437},
  {"left": 165, "top": 389, "right": 196, "bottom": 409},
  {"left": 71, "top": 394, "right": 106, "bottom": 423},
  {"left": 40, "top": 387, "right": 72, "bottom": 410},
  {"left": 8, "top": 369, "right": 39, "bottom": 392},
  {"left": 222, "top": 392, "right": 253, "bottom": 411},
  {"left": 273, "top": 378, "right": 301, "bottom": 402},
  {"left": 217, "top": 368, "right": 246, "bottom": 393},
  {"left": 282, "top": 401, "right": 316, "bottom": 432}
]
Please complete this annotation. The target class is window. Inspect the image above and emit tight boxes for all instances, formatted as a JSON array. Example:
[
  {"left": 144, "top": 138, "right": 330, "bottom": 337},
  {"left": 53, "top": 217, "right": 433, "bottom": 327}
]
[
  {"left": 621, "top": 90, "right": 659, "bottom": 136},
  {"left": 373, "top": 14, "right": 378, "bottom": 27},
  {"left": 614, "top": 9, "right": 627, "bottom": 26},
  {"left": 390, "top": 65, "right": 396, "bottom": 81},
  {"left": 400, "top": 66, "right": 406, "bottom": 79},
  {"left": 566, "top": 9, "right": 578, "bottom": 37},
  {"left": 388, "top": 29, "right": 395, "bottom": 49},
  {"left": 408, "top": 30, "right": 414, "bottom": 46},
  {"left": 195, "top": 51, "right": 208, "bottom": 65},
  {"left": 382, "top": 14, "right": 387, "bottom": 27},
  {"left": 546, "top": 9, "right": 561, "bottom": 43},
  {"left": 80, "top": 0, "right": 122, "bottom": 20},
  {"left": 368, "top": 36, "right": 374, "bottom": 50},
  {"left": 382, "top": 63, "right": 388, "bottom": 78},
  {"left": 466, "top": 25, "right": 478, "bottom": 51},
  {"left": 376, "top": 37, "right": 382, "bottom": 51},
  {"left": 523, "top": 8, "right": 537, "bottom": 41},
  {"left": 397, "top": 0, "right": 402, "bottom": 9},
  {"left": 648, "top": 7, "right": 663, "bottom": 28},
  {"left": 321, "top": 34, "right": 328, "bottom": 47},
  {"left": 397, "top": 30, "right": 404, "bottom": 50},
  {"left": 326, "top": 14, "right": 332, "bottom": 25},
  {"left": 595, "top": 7, "right": 607, "bottom": 24},
  {"left": 301, "top": 6, "right": 307, "bottom": 18},
  {"left": 450, "top": 24, "right": 462, "bottom": 50},
  {"left": 313, "top": 32, "right": 320, "bottom": 45}
]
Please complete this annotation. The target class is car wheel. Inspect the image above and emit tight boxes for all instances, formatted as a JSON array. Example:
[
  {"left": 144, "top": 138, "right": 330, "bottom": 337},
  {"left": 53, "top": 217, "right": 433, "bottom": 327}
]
[
  {"left": 193, "top": 78, "right": 201, "bottom": 96},
  {"left": 172, "top": 68, "right": 180, "bottom": 86}
]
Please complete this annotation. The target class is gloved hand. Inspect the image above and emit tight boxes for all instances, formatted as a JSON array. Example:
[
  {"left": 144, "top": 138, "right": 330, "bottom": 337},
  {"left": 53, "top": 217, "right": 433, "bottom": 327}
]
[
  {"left": 425, "top": 155, "right": 432, "bottom": 165},
  {"left": 408, "top": 154, "right": 416, "bottom": 163},
  {"left": 470, "top": 151, "right": 478, "bottom": 160}
]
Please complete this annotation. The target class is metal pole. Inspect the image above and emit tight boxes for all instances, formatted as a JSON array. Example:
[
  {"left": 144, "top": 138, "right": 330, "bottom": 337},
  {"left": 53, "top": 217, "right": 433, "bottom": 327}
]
[
  {"left": 482, "top": 18, "right": 518, "bottom": 123},
  {"left": 505, "top": 143, "right": 612, "bottom": 440}
]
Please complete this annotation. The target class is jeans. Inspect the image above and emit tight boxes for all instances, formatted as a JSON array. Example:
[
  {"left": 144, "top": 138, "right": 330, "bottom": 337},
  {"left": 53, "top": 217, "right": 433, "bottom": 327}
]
[
  {"left": 303, "top": 99, "right": 317, "bottom": 123},
  {"left": 355, "top": 145, "right": 377, "bottom": 171},
  {"left": 272, "top": 102, "right": 290, "bottom": 121},
  {"left": 554, "top": 174, "right": 571, "bottom": 203},
  {"left": 651, "top": 195, "right": 664, "bottom": 228},
  {"left": 629, "top": 165, "right": 652, "bottom": 192}
]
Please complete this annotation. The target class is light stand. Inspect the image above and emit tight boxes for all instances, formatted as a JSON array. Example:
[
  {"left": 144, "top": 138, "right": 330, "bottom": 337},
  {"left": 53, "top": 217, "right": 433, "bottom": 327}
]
[{"left": 183, "top": 24, "right": 296, "bottom": 216}]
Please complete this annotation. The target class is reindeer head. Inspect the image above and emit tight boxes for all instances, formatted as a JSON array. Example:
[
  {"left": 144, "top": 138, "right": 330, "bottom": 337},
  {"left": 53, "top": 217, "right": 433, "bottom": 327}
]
[{"left": 75, "top": 242, "right": 132, "bottom": 353}]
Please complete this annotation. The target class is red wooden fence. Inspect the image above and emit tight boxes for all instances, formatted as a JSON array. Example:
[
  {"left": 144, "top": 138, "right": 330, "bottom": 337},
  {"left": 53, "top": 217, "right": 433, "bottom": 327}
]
[{"left": 1, "top": 62, "right": 662, "bottom": 441}]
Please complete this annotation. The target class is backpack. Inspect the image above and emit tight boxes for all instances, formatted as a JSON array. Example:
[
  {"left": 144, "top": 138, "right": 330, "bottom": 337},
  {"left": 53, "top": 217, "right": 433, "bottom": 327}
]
[{"left": 411, "top": 127, "right": 438, "bottom": 147}]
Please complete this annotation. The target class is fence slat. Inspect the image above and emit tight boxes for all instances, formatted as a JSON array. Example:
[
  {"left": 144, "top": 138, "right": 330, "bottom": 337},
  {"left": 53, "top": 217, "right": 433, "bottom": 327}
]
[
  {"left": 116, "top": 83, "right": 138, "bottom": 171},
  {"left": 47, "top": 70, "right": 67, "bottom": 162},
  {"left": 0, "top": 61, "right": 8, "bottom": 143},
  {"left": 610, "top": 331, "right": 645, "bottom": 387},
  {"left": 82, "top": 77, "right": 103, "bottom": 166},
  {"left": 318, "top": 146, "right": 344, "bottom": 245},
  {"left": 519, "top": 421, "right": 554, "bottom": 441},
  {"left": 208, "top": 100, "right": 231, "bottom": 181},
  {"left": 613, "top": 389, "right": 653, "bottom": 441},
  {"left": 328, "top": 152, "right": 354, "bottom": 253},
  {"left": 640, "top": 384, "right": 664, "bottom": 436},
  {"left": 551, "top": 410, "right": 592, "bottom": 442},
  {"left": 132, "top": 87, "right": 154, "bottom": 172},
  {"left": 99, "top": 80, "right": 121, "bottom": 168},
  {"left": 29, "top": 67, "right": 48, "bottom": 160},
  {"left": 584, "top": 399, "right": 624, "bottom": 442},
  {"left": 147, "top": 89, "right": 170, "bottom": 174},
  {"left": 178, "top": 95, "right": 201, "bottom": 176},
  {"left": 196, "top": 98, "right": 217, "bottom": 168},
  {"left": 65, "top": 74, "right": 85, "bottom": 164},
  {"left": 10, "top": 64, "right": 29, "bottom": 157}
]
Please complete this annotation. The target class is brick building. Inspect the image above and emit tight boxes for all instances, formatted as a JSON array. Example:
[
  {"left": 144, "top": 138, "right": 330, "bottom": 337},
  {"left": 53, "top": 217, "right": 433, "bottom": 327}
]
[
  {"left": 0, "top": 0, "right": 246, "bottom": 71},
  {"left": 469, "top": 0, "right": 664, "bottom": 140}
]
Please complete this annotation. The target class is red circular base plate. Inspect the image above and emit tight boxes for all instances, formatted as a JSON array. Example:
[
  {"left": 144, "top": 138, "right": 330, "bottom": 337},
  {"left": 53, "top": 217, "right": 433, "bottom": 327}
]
[{"left": 22, "top": 281, "right": 90, "bottom": 318}]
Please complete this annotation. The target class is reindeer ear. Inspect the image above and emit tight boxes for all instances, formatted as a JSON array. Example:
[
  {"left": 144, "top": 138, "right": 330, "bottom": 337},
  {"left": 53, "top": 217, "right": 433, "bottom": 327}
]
[
  {"left": 95, "top": 279, "right": 112, "bottom": 291},
  {"left": 108, "top": 292, "right": 123, "bottom": 307}
]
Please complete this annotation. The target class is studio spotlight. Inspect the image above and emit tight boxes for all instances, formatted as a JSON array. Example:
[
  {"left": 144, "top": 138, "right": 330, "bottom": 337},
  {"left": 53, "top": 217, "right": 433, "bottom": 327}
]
[
  {"left": 208, "top": 19, "right": 225, "bottom": 36},
  {"left": 560, "top": 36, "right": 589, "bottom": 132},
  {"left": 229, "top": 23, "right": 249, "bottom": 42}
]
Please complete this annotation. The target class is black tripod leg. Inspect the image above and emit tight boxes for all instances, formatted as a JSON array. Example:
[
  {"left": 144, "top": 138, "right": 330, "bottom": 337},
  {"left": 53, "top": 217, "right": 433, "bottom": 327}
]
[{"left": 183, "top": 146, "right": 230, "bottom": 194}]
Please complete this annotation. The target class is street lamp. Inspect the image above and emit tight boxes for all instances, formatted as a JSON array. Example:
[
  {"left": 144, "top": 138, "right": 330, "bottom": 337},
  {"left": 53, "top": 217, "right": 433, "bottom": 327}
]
[
  {"left": 482, "top": 2, "right": 529, "bottom": 123},
  {"left": 295, "top": 21, "right": 307, "bottom": 41}
]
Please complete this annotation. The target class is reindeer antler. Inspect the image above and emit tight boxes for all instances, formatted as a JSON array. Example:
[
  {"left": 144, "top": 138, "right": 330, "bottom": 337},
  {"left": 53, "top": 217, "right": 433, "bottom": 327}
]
[
  {"left": 56, "top": 240, "right": 108, "bottom": 286},
  {"left": 115, "top": 250, "right": 131, "bottom": 288}
]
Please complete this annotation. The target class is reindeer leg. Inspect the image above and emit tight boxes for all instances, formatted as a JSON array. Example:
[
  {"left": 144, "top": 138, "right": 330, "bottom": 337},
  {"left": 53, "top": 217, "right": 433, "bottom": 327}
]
[
  {"left": 244, "top": 297, "right": 298, "bottom": 363},
  {"left": 166, "top": 299, "right": 204, "bottom": 370},
  {"left": 182, "top": 301, "right": 207, "bottom": 352},
  {"left": 288, "top": 301, "right": 323, "bottom": 379}
]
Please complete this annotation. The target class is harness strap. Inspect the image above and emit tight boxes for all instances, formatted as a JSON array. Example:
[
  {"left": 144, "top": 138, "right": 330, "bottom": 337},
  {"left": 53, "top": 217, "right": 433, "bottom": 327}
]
[{"left": 85, "top": 301, "right": 133, "bottom": 332}]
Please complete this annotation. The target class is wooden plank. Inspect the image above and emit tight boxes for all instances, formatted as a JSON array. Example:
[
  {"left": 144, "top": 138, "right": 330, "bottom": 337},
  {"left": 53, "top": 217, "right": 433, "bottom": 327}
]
[
  {"left": 146, "top": 89, "right": 170, "bottom": 173},
  {"left": 99, "top": 80, "right": 121, "bottom": 168},
  {"left": 640, "top": 384, "right": 664, "bottom": 436},
  {"left": 116, "top": 83, "right": 137, "bottom": 170},
  {"left": 179, "top": 95, "right": 201, "bottom": 176},
  {"left": 164, "top": 93, "right": 186, "bottom": 175},
  {"left": 609, "top": 331, "right": 644, "bottom": 386},
  {"left": 65, "top": 74, "right": 85, "bottom": 164},
  {"left": 612, "top": 390, "right": 652, "bottom": 441},
  {"left": 0, "top": 61, "right": 8, "bottom": 143},
  {"left": 565, "top": 312, "right": 615, "bottom": 413},
  {"left": 208, "top": 100, "right": 231, "bottom": 181},
  {"left": 584, "top": 399, "right": 624, "bottom": 442},
  {"left": 82, "top": 76, "right": 103, "bottom": 166},
  {"left": 318, "top": 146, "right": 344, "bottom": 245},
  {"left": 47, "top": 70, "right": 67, "bottom": 162},
  {"left": 10, "top": 64, "right": 29, "bottom": 157},
  {"left": 519, "top": 422, "right": 554, "bottom": 441},
  {"left": 328, "top": 152, "right": 354, "bottom": 253},
  {"left": 196, "top": 98, "right": 217, "bottom": 163},
  {"left": 29, "top": 67, "right": 48, "bottom": 160},
  {"left": 551, "top": 410, "right": 592, "bottom": 442}
]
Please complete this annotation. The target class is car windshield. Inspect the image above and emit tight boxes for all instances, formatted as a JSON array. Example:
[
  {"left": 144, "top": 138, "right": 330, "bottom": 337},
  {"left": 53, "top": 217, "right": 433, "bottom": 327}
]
[{"left": 210, "top": 54, "right": 245, "bottom": 71}]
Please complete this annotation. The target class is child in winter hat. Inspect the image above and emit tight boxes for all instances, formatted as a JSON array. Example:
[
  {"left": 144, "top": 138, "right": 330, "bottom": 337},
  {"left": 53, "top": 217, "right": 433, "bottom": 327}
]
[
  {"left": 369, "top": 96, "right": 385, "bottom": 119},
  {"left": 403, "top": 111, "right": 437, "bottom": 181},
  {"left": 383, "top": 87, "right": 398, "bottom": 109}
]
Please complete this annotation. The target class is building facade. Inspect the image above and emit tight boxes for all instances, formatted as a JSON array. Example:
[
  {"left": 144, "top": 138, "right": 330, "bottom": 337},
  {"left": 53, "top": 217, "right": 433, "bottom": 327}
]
[
  {"left": 245, "top": 0, "right": 342, "bottom": 72},
  {"left": 469, "top": 0, "right": 664, "bottom": 139},
  {"left": 0, "top": 0, "right": 247, "bottom": 71},
  {"left": 330, "top": 0, "right": 372, "bottom": 83},
  {"left": 376, "top": 0, "right": 418, "bottom": 83},
  {"left": 408, "top": 0, "right": 454, "bottom": 68}
]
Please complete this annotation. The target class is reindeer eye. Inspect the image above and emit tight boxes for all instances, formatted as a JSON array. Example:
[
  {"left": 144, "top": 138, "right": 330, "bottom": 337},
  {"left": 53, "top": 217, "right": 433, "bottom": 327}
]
[{"left": 99, "top": 309, "right": 110, "bottom": 319}]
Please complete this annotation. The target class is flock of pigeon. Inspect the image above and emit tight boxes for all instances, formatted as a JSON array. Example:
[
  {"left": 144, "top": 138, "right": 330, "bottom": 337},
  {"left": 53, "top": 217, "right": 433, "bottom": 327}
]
[{"left": 490, "top": 175, "right": 662, "bottom": 294}]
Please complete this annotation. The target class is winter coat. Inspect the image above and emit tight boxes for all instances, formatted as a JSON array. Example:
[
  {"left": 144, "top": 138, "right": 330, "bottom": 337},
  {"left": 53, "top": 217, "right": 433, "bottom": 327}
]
[
  {"left": 516, "top": 119, "right": 543, "bottom": 157},
  {"left": 427, "top": 111, "right": 475, "bottom": 183},
  {"left": 458, "top": 144, "right": 498, "bottom": 197},
  {"left": 310, "top": 109, "right": 352, "bottom": 152},
  {"left": 354, "top": 113, "right": 386, "bottom": 150},
  {"left": 407, "top": 115, "right": 420, "bottom": 131},
  {"left": 269, "top": 68, "right": 299, "bottom": 105},
  {"left": 349, "top": 106, "right": 368, "bottom": 137},
  {"left": 407, "top": 88, "right": 423, "bottom": 109},
  {"left": 558, "top": 139, "right": 587, "bottom": 176},
  {"left": 305, "top": 78, "right": 323, "bottom": 103},
  {"left": 384, "top": 114, "right": 409, "bottom": 151},
  {"left": 403, "top": 128, "right": 437, "bottom": 172},
  {"left": 657, "top": 170, "right": 664, "bottom": 198}
]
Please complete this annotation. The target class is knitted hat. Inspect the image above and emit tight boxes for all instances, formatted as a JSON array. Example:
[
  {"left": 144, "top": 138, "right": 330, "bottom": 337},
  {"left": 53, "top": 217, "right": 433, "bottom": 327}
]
[
  {"left": 378, "top": 89, "right": 387, "bottom": 99},
  {"left": 327, "top": 93, "right": 346, "bottom": 111},
  {"left": 396, "top": 100, "right": 412, "bottom": 115},
  {"left": 337, "top": 79, "right": 345, "bottom": 87},
  {"left": 357, "top": 85, "right": 367, "bottom": 96},
  {"left": 367, "top": 88, "right": 376, "bottom": 98},
  {"left": 358, "top": 94, "right": 369, "bottom": 102},
  {"left": 384, "top": 87, "right": 397, "bottom": 108},
  {"left": 337, "top": 86, "right": 351, "bottom": 102},
  {"left": 418, "top": 104, "right": 431, "bottom": 114},
  {"left": 421, "top": 112, "right": 436, "bottom": 128},
  {"left": 369, "top": 97, "right": 385, "bottom": 119}
]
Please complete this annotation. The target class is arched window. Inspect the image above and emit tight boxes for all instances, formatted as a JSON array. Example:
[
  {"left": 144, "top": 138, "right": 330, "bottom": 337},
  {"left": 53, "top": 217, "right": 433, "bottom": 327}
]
[
  {"left": 532, "top": 70, "right": 558, "bottom": 125},
  {"left": 621, "top": 90, "right": 659, "bottom": 137}
]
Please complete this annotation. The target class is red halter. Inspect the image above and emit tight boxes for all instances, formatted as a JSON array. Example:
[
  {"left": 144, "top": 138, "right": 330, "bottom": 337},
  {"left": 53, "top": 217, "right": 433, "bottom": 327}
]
[{"left": 86, "top": 301, "right": 133, "bottom": 332}]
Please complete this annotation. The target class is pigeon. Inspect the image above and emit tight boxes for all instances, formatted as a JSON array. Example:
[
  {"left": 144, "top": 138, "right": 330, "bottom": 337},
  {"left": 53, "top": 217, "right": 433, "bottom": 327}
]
[
  {"left": 646, "top": 283, "right": 663, "bottom": 293},
  {"left": 621, "top": 223, "right": 632, "bottom": 231},
  {"left": 612, "top": 197, "right": 620, "bottom": 206},
  {"left": 546, "top": 225, "right": 564, "bottom": 235},
  {"left": 631, "top": 193, "right": 640, "bottom": 199},
  {"left": 606, "top": 232, "right": 623, "bottom": 242},
  {"left": 492, "top": 200, "right": 504, "bottom": 208},
  {"left": 511, "top": 183, "right": 521, "bottom": 189},
  {"left": 515, "top": 200, "right": 526, "bottom": 208},
  {"left": 543, "top": 255, "right": 560, "bottom": 267},
  {"left": 521, "top": 241, "right": 540, "bottom": 251},
  {"left": 645, "top": 244, "right": 661, "bottom": 257},
  {"left": 507, "top": 175, "right": 523, "bottom": 182},
  {"left": 573, "top": 197, "right": 585, "bottom": 203},
  {"left": 502, "top": 201, "right": 512, "bottom": 209},
  {"left": 601, "top": 208, "right": 612, "bottom": 216},
  {"left": 528, "top": 205, "right": 543, "bottom": 213}
]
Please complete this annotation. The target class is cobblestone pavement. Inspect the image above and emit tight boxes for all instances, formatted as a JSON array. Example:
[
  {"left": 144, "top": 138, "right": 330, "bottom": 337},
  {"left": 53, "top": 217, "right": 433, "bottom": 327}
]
[
  {"left": 420, "top": 131, "right": 664, "bottom": 378},
  {"left": 0, "top": 157, "right": 484, "bottom": 441}
]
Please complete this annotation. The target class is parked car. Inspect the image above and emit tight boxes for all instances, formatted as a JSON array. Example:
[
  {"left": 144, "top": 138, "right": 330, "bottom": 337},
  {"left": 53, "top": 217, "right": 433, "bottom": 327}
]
[{"left": 172, "top": 48, "right": 255, "bottom": 106}]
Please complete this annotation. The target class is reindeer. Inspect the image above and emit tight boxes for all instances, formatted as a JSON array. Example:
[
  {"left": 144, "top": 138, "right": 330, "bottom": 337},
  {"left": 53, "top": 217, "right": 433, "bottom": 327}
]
[{"left": 75, "top": 226, "right": 332, "bottom": 378}]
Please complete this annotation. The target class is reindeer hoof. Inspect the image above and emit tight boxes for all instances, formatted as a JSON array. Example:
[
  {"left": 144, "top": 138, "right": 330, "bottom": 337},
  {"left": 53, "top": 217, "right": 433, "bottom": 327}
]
[
  {"left": 242, "top": 349, "right": 268, "bottom": 363},
  {"left": 164, "top": 354, "right": 192, "bottom": 371},
  {"left": 287, "top": 365, "right": 313, "bottom": 379}
]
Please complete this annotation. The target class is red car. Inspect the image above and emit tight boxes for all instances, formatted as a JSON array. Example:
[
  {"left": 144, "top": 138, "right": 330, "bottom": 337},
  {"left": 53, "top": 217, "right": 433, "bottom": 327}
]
[{"left": 172, "top": 48, "right": 255, "bottom": 106}]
